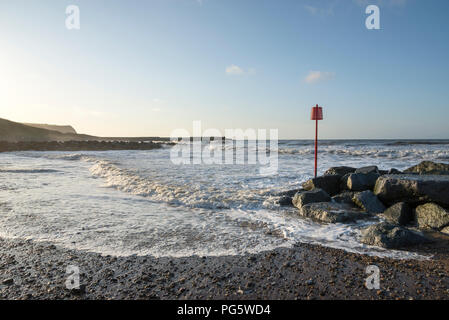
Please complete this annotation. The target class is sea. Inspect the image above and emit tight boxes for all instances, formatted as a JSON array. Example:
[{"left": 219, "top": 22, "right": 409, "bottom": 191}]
[{"left": 1, "top": 139, "right": 448, "bottom": 260}]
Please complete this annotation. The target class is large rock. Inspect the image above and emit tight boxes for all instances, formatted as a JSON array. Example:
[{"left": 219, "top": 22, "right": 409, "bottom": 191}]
[
  {"left": 374, "top": 174, "right": 449, "bottom": 207},
  {"left": 361, "top": 222, "right": 430, "bottom": 249},
  {"left": 382, "top": 202, "right": 413, "bottom": 226},
  {"left": 332, "top": 191, "right": 356, "bottom": 205},
  {"left": 292, "top": 189, "right": 331, "bottom": 209},
  {"left": 299, "top": 202, "right": 366, "bottom": 224},
  {"left": 324, "top": 166, "right": 356, "bottom": 176},
  {"left": 301, "top": 175, "right": 341, "bottom": 196},
  {"left": 346, "top": 172, "right": 380, "bottom": 191},
  {"left": 352, "top": 191, "right": 386, "bottom": 213},
  {"left": 415, "top": 203, "right": 449, "bottom": 230},
  {"left": 355, "top": 166, "right": 379, "bottom": 175},
  {"left": 404, "top": 161, "right": 449, "bottom": 175}
]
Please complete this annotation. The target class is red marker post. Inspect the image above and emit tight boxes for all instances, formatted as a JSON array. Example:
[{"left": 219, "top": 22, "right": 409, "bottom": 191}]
[{"left": 310, "top": 104, "right": 323, "bottom": 178}]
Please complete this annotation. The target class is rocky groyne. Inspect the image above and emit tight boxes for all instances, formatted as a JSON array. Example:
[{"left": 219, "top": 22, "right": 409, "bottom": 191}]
[
  {"left": 277, "top": 161, "right": 449, "bottom": 249},
  {"left": 0, "top": 140, "right": 166, "bottom": 152}
]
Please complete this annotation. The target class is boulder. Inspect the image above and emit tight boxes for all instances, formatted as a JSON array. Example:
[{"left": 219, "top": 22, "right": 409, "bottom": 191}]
[
  {"left": 374, "top": 174, "right": 449, "bottom": 207},
  {"left": 382, "top": 202, "right": 413, "bottom": 226},
  {"left": 355, "top": 166, "right": 379, "bottom": 175},
  {"left": 324, "top": 166, "right": 356, "bottom": 176},
  {"left": 346, "top": 172, "right": 380, "bottom": 191},
  {"left": 352, "top": 191, "right": 386, "bottom": 213},
  {"left": 301, "top": 175, "right": 341, "bottom": 196},
  {"left": 332, "top": 191, "right": 356, "bottom": 205},
  {"left": 415, "top": 203, "right": 449, "bottom": 230},
  {"left": 292, "top": 189, "right": 331, "bottom": 209},
  {"left": 404, "top": 161, "right": 449, "bottom": 175},
  {"left": 299, "top": 202, "right": 367, "bottom": 224},
  {"left": 361, "top": 222, "right": 430, "bottom": 249}
]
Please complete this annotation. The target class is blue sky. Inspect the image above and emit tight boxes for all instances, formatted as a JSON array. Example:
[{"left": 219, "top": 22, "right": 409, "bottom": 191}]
[{"left": 0, "top": 0, "right": 448, "bottom": 138}]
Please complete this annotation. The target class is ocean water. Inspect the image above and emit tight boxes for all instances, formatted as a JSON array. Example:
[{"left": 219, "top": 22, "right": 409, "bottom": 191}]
[{"left": 1, "top": 139, "right": 448, "bottom": 260}]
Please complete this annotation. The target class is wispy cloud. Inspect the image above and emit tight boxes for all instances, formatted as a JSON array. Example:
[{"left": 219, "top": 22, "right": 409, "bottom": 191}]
[
  {"left": 225, "top": 65, "right": 256, "bottom": 76},
  {"left": 303, "top": 3, "right": 336, "bottom": 17},
  {"left": 304, "top": 71, "right": 335, "bottom": 84}
]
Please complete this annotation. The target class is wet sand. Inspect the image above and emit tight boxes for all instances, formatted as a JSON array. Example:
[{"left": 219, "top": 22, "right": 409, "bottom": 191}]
[{"left": 1, "top": 235, "right": 448, "bottom": 300}]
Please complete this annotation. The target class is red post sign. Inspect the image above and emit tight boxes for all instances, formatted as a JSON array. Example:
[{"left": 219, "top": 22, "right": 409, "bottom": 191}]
[{"left": 310, "top": 104, "right": 323, "bottom": 178}]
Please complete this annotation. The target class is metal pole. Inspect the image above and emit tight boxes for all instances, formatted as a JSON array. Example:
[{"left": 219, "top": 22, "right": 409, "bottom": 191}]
[{"left": 315, "top": 117, "right": 318, "bottom": 178}]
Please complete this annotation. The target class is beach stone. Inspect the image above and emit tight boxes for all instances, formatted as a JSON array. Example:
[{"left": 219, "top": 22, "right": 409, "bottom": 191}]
[
  {"left": 292, "top": 189, "right": 331, "bottom": 209},
  {"left": 346, "top": 172, "right": 380, "bottom": 191},
  {"left": 299, "top": 202, "right": 366, "bottom": 223},
  {"left": 382, "top": 202, "right": 413, "bottom": 226},
  {"left": 355, "top": 166, "right": 379, "bottom": 175},
  {"left": 332, "top": 191, "right": 356, "bottom": 205},
  {"left": 301, "top": 175, "right": 341, "bottom": 196},
  {"left": 352, "top": 191, "right": 386, "bottom": 214},
  {"left": 415, "top": 203, "right": 449, "bottom": 230},
  {"left": 404, "top": 161, "right": 449, "bottom": 175},
  {"left": 374, "top": 174, "right": 449, "bottom": 207},
  {"left": 361, "top": 222, "right": 430, "bottom": 249},
  {"left": 324, "top": 166, "right": 356, "bottom": 176}
]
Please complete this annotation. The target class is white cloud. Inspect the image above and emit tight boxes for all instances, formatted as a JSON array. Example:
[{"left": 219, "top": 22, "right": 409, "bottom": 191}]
[
  {"left": 226, "top": 65, "right": 244, "bottom": 75},
  {"left": 304, "top": 5, "right": 318, "bottom": 15},
  {"left": 152, "top": 108, "right": 161, "bottom": 112},
  {"left": 304, "top": 71, "right": 335, "bottom": 84},
  {"left": 304, "top": 3, "right": 335, "bottom": 17},
  {"left": 225, "top": 65, "right": 256, "bottom": 76}
]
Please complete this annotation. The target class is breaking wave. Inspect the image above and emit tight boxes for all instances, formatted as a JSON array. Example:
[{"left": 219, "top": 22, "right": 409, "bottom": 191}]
[{"left": 87, "top": 158, "right": 273, "bottom": 210}]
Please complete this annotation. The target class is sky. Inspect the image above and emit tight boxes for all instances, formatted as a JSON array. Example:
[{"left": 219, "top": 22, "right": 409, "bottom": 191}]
[{"left": 0, "top": 0, "right": 449, "bottom": 139}]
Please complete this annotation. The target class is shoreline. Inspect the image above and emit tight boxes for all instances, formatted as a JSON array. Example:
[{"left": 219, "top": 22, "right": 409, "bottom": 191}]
[{"left": 1, "top": 236, "right": 448, "bottom": 300}]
